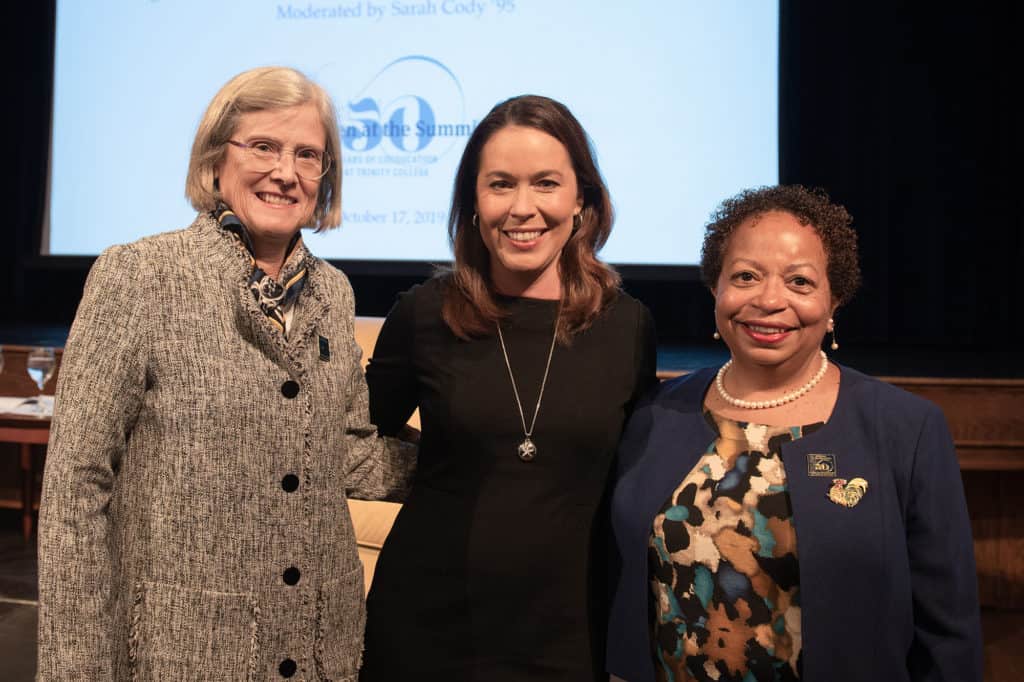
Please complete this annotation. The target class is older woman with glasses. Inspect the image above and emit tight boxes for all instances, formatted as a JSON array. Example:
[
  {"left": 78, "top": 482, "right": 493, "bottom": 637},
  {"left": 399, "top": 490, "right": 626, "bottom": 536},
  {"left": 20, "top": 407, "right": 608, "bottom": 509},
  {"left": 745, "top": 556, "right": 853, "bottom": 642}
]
[{"left": 37, "top": 66, "right": 415, "bottom": 681}]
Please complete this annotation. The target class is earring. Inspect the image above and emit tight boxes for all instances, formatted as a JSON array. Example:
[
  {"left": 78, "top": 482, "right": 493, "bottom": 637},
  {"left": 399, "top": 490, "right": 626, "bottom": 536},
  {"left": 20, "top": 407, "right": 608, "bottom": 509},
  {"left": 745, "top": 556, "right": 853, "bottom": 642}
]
[
  {"left": 572, "top": 213, "right": 582, "bottom": 232},
  {"left": 828, "top": 318, "right": 839, "bottom": 351},
  {"left": 713, "top": 330, "right": 721, "bottom": 340},
  {"left": 472, "top": 212, "right": 479, "bottom": 228}
]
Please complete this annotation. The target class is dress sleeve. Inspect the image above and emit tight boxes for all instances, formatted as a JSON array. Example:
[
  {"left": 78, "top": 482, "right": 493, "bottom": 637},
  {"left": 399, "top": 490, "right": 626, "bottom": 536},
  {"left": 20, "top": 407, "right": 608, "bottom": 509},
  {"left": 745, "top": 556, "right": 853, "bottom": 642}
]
[
  {"left": 629, "top": 302, "right": 660, "bottom": 408},
  {"left": 339, "top": 284, "right": 417, "bottom": 502},
  {"left": 905, "top": 405, "right": 983, "bottom": 681},
  {"left": 37, "top": 245, "right": 149, "bottom": 681},
  {"left": 365, "top": 288, "right": 419, "bottom": 436}
]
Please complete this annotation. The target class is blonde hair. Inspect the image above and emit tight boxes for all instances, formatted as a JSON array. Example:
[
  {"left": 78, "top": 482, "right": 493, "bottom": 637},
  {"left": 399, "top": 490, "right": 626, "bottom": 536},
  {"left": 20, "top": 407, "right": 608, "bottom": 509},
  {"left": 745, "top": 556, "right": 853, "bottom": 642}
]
[{"left": 185, "top": 66, "right": 342, "bottom": 231}]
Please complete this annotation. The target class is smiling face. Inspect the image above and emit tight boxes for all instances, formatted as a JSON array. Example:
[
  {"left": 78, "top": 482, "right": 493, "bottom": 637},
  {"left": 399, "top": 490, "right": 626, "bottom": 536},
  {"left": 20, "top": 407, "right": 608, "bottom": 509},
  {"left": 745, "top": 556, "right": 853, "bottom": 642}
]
[
  {"left": 215, "top": 103, "right": 324, "bottom": 247},
  {"left": 714, "top": 210, "right": 837, "bottom": 376},
  {"left": 475, "top": 125, "right": 582, "bottom": 298}
]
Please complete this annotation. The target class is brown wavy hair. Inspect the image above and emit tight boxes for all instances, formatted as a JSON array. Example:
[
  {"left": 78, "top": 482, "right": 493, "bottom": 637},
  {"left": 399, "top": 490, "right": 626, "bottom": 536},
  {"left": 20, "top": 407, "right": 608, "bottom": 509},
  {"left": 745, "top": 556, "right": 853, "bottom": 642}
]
[{"left": 441, "top": 95, "right": 620, "bottom": 343}]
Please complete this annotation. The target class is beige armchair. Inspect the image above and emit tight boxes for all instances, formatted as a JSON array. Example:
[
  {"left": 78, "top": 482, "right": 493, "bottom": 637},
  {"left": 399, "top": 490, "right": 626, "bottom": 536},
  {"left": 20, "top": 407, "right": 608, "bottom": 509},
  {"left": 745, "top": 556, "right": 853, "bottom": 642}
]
[{"left": 349, "top": 317, "right": 414, "bottom": 594}]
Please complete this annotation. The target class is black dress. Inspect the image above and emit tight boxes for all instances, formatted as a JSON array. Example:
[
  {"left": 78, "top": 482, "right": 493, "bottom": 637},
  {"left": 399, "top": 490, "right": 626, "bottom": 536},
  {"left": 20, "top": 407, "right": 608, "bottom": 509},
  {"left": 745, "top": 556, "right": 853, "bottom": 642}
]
[{"left": 360, "top": 277, "right": 657, "bottom": 681}]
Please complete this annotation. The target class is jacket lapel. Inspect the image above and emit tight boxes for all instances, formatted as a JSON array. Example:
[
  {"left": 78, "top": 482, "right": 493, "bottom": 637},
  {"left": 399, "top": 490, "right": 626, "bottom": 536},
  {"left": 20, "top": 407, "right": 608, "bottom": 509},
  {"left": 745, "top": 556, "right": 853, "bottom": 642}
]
[
  {"left": 776, "top": 367, "right": 886, "bottom": 680},
  {"left": 288, "top": 258, "right": 332, "bottom": 354}
]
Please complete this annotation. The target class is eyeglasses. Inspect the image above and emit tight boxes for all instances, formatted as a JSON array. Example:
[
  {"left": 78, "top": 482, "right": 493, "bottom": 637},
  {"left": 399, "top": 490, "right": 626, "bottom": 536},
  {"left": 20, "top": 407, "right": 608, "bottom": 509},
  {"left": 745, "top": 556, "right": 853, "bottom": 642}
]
[{"left": 227, "top": 140, "right": 332, "bottom": 180}]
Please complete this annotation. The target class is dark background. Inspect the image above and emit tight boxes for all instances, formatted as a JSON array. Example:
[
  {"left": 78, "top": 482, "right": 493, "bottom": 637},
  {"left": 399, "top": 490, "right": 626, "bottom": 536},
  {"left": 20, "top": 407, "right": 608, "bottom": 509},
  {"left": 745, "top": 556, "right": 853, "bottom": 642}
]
[{"left": 4, "top": 2, "right": 1022, "bottom": 375}]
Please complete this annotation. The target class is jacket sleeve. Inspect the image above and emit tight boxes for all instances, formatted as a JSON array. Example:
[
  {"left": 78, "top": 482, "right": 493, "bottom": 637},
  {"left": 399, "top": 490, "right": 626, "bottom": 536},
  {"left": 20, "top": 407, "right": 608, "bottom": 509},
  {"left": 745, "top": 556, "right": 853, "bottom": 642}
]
[
  {"left": 905, "top": 405, "right": 983, "bottom": 681},
  {"left": 340, "top": 284, "right": 416, "bottom": 502},
  {"left": 37, "top": 245, "right": 149, "bottom": 680}
]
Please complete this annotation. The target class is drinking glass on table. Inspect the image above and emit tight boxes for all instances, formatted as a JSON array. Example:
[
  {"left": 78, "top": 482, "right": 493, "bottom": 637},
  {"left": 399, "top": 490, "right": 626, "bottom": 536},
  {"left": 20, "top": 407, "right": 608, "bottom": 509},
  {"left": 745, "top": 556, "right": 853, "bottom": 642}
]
[{"left": 26, "top": 346, "right": 56, "bottom": 416}]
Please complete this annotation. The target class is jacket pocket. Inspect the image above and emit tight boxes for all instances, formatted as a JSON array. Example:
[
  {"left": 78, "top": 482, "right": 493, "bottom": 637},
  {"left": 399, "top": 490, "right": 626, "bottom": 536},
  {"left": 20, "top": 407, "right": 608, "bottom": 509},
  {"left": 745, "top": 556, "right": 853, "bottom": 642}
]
[
  {"left": 129, "top": 580, "right": 259, "bottom": 681},
  {"left": 314, "top": 564, "right": 366, "bottom": 681}
]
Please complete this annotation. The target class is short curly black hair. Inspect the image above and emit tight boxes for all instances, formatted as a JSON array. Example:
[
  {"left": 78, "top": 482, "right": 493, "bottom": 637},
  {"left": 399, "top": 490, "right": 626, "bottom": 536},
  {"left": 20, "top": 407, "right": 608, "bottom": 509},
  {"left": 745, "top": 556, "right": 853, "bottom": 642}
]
[{"left": 700, "top": 185, "right": 861, "bottom": 306}]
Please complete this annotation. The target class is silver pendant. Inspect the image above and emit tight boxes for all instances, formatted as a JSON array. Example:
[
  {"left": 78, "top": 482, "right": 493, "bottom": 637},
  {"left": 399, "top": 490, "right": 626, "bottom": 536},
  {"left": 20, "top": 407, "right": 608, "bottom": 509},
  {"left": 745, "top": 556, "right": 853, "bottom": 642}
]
[{"left": 517, "top": 438, "right": 537, "bottom": 462}]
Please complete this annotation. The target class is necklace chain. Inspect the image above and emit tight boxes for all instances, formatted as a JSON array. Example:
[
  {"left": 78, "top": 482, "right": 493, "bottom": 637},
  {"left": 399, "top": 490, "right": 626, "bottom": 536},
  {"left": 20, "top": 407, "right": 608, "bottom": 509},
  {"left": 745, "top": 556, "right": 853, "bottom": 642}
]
[
  {"left": 497, "top": 313, "right": 558, "bottom": 462},
  {"left": 716, "top": 350, "right": 829, "bottom": 409}
]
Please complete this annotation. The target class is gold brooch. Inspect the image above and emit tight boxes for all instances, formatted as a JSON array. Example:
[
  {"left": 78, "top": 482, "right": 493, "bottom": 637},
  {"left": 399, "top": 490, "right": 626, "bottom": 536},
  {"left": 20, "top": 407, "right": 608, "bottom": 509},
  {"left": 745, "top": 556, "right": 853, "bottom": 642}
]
[{"left": 828, "top": 477, "right": 868, "bottom": 508}]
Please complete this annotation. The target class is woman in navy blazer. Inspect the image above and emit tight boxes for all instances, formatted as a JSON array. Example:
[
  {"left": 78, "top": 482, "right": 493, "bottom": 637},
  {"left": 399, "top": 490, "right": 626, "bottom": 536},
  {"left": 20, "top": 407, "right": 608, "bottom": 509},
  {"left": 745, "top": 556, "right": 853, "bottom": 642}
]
[{"left": 607, "top": 186, "right": 981, "bottom": 682}]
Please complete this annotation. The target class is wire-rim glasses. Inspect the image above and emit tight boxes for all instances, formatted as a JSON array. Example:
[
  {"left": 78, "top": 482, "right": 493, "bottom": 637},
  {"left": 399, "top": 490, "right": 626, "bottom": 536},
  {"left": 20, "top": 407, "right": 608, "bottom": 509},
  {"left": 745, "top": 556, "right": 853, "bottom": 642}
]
[{"left": 227, "top": 140, "right": 332, "bottom": 181}]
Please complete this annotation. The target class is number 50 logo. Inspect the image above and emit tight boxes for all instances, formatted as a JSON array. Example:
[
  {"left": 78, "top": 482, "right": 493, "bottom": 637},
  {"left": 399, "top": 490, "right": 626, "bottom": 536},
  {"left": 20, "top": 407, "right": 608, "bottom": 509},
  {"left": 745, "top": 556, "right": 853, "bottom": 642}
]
[
  {"left": 340, "top": 56, "right": 467, "bottom": 157},
  {"left": 344, "top": 95, "right": 435, "bottom": 152}
]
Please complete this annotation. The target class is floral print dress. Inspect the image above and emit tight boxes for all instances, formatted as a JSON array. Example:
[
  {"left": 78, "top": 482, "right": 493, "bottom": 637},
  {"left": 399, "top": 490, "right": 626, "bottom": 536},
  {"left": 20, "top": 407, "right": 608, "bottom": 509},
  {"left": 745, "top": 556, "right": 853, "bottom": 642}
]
[{"left": 648, "top": 411, "right": 823, "bottom": 681}]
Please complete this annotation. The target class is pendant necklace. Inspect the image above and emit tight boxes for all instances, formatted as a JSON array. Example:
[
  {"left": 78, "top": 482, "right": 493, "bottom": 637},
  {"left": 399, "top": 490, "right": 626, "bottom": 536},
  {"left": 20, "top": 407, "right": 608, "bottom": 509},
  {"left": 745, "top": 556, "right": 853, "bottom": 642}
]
[{"left": 496, "top": 310, "right": 558, "bottom": 462}]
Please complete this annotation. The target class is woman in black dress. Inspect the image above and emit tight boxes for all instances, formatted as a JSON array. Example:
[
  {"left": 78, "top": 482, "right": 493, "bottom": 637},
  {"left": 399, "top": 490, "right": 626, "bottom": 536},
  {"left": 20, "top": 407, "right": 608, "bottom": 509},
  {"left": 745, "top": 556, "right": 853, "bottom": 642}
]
[{"left": 360, "top": 95, "right": 658, "bottom": 680}]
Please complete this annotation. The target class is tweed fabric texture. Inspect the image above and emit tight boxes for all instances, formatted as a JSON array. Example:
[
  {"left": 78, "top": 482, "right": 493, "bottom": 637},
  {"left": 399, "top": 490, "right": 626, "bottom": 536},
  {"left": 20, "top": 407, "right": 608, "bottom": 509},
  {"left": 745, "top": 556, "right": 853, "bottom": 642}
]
[{"left": 37, "top": 214, "right": 415, "bottom": 681}]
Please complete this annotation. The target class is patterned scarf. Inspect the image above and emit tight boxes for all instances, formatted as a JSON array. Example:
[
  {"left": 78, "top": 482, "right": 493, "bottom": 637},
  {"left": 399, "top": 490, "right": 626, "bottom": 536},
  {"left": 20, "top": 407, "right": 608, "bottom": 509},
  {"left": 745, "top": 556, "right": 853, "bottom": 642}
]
[{"left": 215, "top": 205, "right": 308, "bottom": 336}]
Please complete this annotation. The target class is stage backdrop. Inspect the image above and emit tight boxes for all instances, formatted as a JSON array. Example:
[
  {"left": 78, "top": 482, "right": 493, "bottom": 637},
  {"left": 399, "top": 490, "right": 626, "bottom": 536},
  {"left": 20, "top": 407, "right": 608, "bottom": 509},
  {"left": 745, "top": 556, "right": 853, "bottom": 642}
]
[{"left": 46, "top": 0, "right": 778, "bottom": 266}]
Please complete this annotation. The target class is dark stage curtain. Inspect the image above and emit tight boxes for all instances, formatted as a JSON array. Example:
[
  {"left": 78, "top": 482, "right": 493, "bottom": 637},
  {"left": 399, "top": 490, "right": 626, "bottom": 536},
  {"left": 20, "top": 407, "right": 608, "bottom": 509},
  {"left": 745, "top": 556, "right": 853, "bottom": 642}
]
[{"left": 780, "top": 2, "right": 1023, "bottom": 352}]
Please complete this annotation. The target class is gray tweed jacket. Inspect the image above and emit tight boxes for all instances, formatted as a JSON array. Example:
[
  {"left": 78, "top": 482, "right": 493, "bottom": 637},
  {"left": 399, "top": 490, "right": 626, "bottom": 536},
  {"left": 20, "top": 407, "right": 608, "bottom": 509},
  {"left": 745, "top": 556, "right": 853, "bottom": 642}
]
[{"left": 37, "top": 214, "right": 415, "bottom": 681}]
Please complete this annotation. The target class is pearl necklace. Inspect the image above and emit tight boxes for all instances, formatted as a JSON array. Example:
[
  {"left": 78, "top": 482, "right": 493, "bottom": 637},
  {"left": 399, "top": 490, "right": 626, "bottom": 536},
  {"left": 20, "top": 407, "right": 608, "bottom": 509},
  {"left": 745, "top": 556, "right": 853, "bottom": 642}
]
[{"left": 716, "top": 350, "right": 829, "bottom": 409}]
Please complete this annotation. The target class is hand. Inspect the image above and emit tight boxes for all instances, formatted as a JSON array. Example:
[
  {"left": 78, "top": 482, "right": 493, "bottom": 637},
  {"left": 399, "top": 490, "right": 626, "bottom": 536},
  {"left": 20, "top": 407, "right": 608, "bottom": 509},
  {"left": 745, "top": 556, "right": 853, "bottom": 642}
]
[{"left": 397, "top": 424, "right": 421, "bottom": 445}]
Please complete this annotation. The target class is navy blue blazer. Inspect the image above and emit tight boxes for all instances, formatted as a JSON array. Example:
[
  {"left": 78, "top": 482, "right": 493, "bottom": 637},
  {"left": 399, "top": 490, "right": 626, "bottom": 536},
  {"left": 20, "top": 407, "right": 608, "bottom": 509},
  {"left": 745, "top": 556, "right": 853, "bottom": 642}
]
[{"left": 607, "top": 365, "right": 982, "bottom": 682}]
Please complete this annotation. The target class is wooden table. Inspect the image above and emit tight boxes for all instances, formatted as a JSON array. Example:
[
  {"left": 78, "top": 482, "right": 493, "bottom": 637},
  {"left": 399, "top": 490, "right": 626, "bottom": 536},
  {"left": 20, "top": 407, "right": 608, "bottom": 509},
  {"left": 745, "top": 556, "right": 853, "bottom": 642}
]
[
  {"left": 0, "top": 345, "right": 62, "bottom": 542},
  {"left": 0, "top": 413, "right": 50, "bottom": 542}
]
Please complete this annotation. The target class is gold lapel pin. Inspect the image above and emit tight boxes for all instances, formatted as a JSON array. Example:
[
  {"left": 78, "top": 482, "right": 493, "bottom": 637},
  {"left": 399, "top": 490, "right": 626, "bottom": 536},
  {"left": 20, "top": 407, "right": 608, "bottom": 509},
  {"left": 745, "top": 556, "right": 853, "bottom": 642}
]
[{"left": 828, "top": 477, "right": 868, "bottom": 508}]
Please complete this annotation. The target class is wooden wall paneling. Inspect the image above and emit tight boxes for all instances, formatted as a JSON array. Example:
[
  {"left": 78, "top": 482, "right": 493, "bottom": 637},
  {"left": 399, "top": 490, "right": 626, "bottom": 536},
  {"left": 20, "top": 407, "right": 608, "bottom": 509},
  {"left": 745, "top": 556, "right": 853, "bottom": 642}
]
[
  {"left": 887, "top": 378, "right": 1024, "bottom": 609},
  {"left": 887, "top": 378, "right": 1024, "bottom": 471},
  {"left": 963, "top": 471, "right": 1024, "bottom": 608}
]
